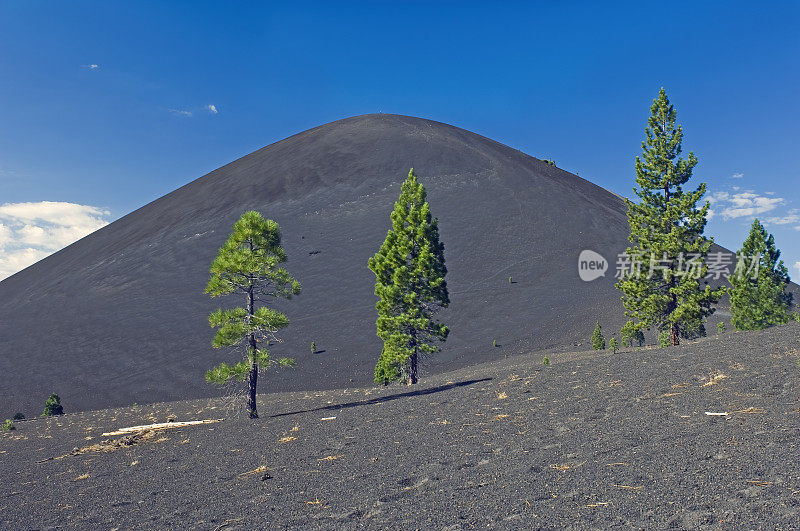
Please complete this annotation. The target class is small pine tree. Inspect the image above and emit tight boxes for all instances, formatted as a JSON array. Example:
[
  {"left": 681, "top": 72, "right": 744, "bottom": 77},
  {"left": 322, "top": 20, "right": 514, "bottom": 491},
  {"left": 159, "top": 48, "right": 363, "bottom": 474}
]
[
  {"left": 42, "top": 393, "right": 63, "bottom": 416},
  {"left": 592, "top": 322, "right": 606, "bottom": 350},
  {"left": 729, "top": 219, "right": 793, "bottom": 330},
  {"left": 542, "top": 356, "right": 550, "bottom": 365},
  {"left": 622, "top": 328, "right": 645, "bottom": 348},
  {"left": 204, "top": 211, "right": 301, "bottom": 418},
  {"left": 310, "top": 341, "right": 316, "bottom": 354},
  {"left": 2, "top": 419, "right": 15, "bottom": 431},
  {"left": 717, "top": 321, "right": 726, "bottom": 334},
  {"left": 658, "top": 329, "right": 672, "bottom": 348},
  {"left": 609, "top": 337, "right": 619, "bottom": 353},
  {"left": 616, "top": 89, "right": 724, "bottom": 346},
  {"left": 369, "top": 169, "right": 449, "bottom": 385}
]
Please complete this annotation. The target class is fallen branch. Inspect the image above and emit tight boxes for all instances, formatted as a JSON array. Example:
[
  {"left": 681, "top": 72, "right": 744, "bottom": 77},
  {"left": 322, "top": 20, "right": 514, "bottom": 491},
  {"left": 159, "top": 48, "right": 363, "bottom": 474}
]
[{"left": 101, "top": 418, "right": 223, "bottom": 436}]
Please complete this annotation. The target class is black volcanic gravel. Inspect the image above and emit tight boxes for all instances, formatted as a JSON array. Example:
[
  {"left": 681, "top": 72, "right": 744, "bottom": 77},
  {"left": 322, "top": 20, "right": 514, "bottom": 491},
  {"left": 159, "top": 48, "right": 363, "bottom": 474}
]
[{"left": 1, "top": 322, "right": 799, "bottom": 529}]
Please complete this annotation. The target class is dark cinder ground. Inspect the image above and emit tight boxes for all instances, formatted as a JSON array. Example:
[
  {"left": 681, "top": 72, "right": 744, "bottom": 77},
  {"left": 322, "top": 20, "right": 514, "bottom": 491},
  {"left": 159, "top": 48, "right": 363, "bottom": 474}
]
[{"left": 2, "top": 322, "right": 798, "bottom": 529}]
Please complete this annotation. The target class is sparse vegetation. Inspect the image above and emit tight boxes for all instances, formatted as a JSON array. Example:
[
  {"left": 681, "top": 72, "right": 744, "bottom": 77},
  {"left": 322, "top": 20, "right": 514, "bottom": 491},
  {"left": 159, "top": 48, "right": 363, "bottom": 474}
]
[
  {"left": 542, "top": 356, "right": 550, "bottom": 365},
  {"left": 622, "top": 328, "right": 645, "bottom": 348},
  {"left": 369, "top": 169, "right": 449, "bottom": 386},
  {"left": 617, "top": 88, "right": 723, "bottom": 347},
  {"left": 541, "top": 158, "right": 556, "bottom": 166},
  {"left": 12, "top": 412, "right": 25, "bottom": 420},
  {"left": 729, "top": 219, "right": 793, "bottom": 330},
  {"left": 42, "top": 393, "right": 63, "bottom": 416},
  {"left": 592, "top": 322, "right": 606, "bottom": 350},
  {"left": 493, "top": 339, "right": 497, "bottom": 347},
  {"left": 204, "top": 211, "right": 301, "bottom": 418},
  {"left": 2, "top": 419, "right": 15, "bottom": 431},
  {"left": 658, "top": 329, "right": 671, "bottom": 348},
  {"left": 717, "top": 322, "right": 726, "bottom": 334},
  {"left": 311, "top": 341, "right": 316, "bottom": 354}
]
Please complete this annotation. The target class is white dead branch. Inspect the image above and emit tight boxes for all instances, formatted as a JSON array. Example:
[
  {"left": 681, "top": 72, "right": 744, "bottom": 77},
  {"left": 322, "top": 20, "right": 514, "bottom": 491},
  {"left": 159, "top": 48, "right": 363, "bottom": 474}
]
[{"left": 101, "top": 418, "right": 223, "bottom": 436}]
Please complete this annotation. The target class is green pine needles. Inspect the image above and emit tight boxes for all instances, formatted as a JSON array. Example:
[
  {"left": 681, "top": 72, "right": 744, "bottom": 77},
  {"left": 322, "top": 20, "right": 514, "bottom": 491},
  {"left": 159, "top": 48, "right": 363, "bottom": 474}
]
[
  {"left": 369, "top": 169, "right": 450, "bottom": 385},
  {"left": 617, "top": 88, "right": 724, "bottom": 346},
  {"left": 205, "top": 211, "right": 301, "bottom": 418},
  {"left": 592, "top": 322, "right": 606, "bottom": 350},
  {"left": 729, "top": 219, "right": 793, "bottom": 330}
]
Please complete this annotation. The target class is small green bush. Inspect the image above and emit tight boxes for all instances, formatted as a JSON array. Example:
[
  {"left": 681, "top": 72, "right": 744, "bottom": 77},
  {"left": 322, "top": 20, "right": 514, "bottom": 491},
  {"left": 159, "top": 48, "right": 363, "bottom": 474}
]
[
  {"left": 658, "top": 330, "right": 671, "bottom": 348},
  {"left": 717, "top": 322, "right": 726, "bottom": 334},
  {"left": 12, "top": 412, "right": 25, "bottom": 420},
  {"left": 541, "top": 158, "right": 556, "bottom": 166},
  {"left": 492, "top": 339, "right": 497, "bottom": 347},
  {"left": 793, "top": 310, "right": 800, "bottom": 322},
  {"left": 310, "top": 341, "right": 316, "bottom": 353},
  {"left": 42, "top": 393, "right": 64, "bottom": 417},
  {"left": 592, "top": 322, "right": 606, "bottom": 350},
  {"left": 542, "top": 356, "right": 550, "bottom": 366},
  {"left": 609, "top": 337, "right": 618, "bottom": 353},
  {"left": 2, "top": 419, "right": 14, "bottom": 431}
]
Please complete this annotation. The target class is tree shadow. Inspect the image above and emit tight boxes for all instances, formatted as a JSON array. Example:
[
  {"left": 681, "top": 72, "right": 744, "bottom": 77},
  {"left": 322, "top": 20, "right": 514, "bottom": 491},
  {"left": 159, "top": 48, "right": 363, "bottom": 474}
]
[{"left": 269, "top": 377, "right": 492, "bottom": 418}]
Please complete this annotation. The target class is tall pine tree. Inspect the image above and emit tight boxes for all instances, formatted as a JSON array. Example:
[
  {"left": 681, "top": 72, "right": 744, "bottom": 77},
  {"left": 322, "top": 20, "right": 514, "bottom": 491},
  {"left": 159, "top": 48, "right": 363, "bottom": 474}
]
[
  {"left": 369, "top": 169, "right": 449, "bottom": 385},
  {"left": 729, "top": 218, "right": 793, "bottom": 330},
  {"left": 617, "top": 89, "right": 724, "bottom": 346},
  {"left": 205, "top": 211, "right": 301, "bottom": 418}
]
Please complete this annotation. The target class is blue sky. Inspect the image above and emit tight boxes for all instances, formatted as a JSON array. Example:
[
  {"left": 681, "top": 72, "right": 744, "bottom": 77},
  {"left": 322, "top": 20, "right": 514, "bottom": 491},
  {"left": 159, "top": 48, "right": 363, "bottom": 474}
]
[{"left": 1, "top": 1, "right": 798, "bottom": 280}]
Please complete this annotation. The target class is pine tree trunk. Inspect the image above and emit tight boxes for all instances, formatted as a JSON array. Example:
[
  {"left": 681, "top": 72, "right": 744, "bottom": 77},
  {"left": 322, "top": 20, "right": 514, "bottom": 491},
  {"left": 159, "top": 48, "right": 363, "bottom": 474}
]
[
  {"left": 408, "top": 350, "right": 418, "bottom": 385},
  {"left": 407, "top": 330, "right": 418, "bottom": 385},
  {"left": 246, "top": 283, "right": 259, "bottom": 418},
  {"left": 670, "top": 323, "right": 680, "bottom": 347}
]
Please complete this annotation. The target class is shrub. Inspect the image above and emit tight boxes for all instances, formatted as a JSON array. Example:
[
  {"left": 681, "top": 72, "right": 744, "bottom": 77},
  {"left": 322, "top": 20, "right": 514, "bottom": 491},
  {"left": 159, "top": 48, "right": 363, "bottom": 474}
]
[
  {"left": 2, "top": 419, "right": 14, "bottom": 431},
  {"left": 592, "top": 322, "right": 606, "bottom": 350},
  {"left": 609, "top": 337, "right": 619, "bottom": 353},
  {"left": 12, "top": 412, "right": 25, "bottom": 420},
  {"left": 310, "top": 341, "right": 316, "bottom": 354},
  {"left": 542, "top": 356, "right": 550, "bottom": 366},
  {"left": 793, "top": 310, "right": 800, "bottom": 322},
  {"left": 541, "top": 158, "right": 556, "bottom": 166},
  {"left": 717, "top": 322, "right": 726, "bottom": 334},
  {"left": 658, "top": 330, "right": 671, "bottom": 348},
  {"left": 492, "top": 339, "right": 497, "bottom": 347},
  {"left": 42, "top": 393, "right": 64, "bottom": 417}
]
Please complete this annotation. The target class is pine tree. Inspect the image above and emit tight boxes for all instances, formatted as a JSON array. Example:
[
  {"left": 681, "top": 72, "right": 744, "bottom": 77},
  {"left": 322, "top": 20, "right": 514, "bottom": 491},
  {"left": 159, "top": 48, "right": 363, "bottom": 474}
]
[
  {"left": 609, "top": 337, "right": 619, "bottom": 353},
  {"left": 592, "top": 322, "right": 606, "bottom": 350},
  {"left": 617, "top": 88, "right": 724, "bottom": 346},
  {"left": 205, "top": 211, "right": 301, "bottom": 418},
  {"left": 729, "top": 219, "right": 793, "bottom": 330},
  {"left": 368, "top": 169, "right": 449, "bottom": 385}
]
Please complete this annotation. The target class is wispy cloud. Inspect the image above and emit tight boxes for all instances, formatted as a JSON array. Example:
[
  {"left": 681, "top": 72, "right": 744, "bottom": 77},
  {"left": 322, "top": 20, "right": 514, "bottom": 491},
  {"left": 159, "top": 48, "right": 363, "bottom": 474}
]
[
  {"left": 169, "top": 109, "right": 193, "bottom": 117},
  {"left": 708, "top": 191, "right": 784, "bottom": 220},
  {"left": 765, "top": 210, "right": 800, "bottom": 226},
  {"left": 168, "top": 104, "right": 219, "bottom": 117},
  {"left": 730, "top": 172, "right": 744, "bottom": 179},
  {"left": 0, "top": 201, "right": 111, "bottom": 281},
  {"left": 795, "top": 262, "right": 800, "bottom": 278},
  {"left": 83, "top": 64, "right": 100, "bottom": 70}
]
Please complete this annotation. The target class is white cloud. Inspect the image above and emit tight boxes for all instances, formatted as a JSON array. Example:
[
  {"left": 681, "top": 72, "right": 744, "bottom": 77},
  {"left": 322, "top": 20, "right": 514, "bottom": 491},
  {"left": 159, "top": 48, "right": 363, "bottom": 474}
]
[
  {"left": 206, "top": 104, "right": 218, "bottom": 114},
  {"left": 731, "top": 172, "right": 744, "bottom": 179},
  {"left": 169, "top": 109, "right": 193, "bottom": 117},
  {"left": 0, "top": 201, "right": 110, "bottom": 281},
  {"left": 708, "top": 191, "right": 784, "bottom": 220},
  {"left": 765, "top": 210, "right": 800, "bottom": 226},
  {"left": 83, "top": 64, "right": 99, "bottom": 70},
  {"left": 795, "top": 262, "right": 800, "bottom": 277}
]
